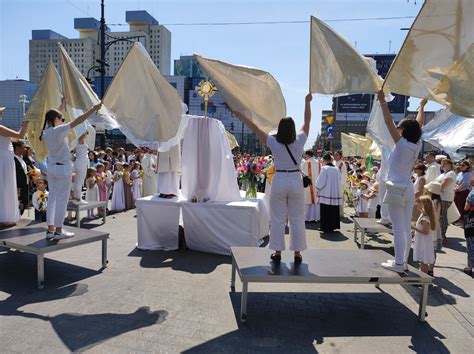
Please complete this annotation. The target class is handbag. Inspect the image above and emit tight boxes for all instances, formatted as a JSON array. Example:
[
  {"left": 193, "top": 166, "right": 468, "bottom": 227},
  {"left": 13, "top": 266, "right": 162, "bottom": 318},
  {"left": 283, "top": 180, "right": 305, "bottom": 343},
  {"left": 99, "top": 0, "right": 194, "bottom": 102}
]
[
  {"left": 284, "top": 145, "right": 312, "bottom": 188},
  {"left": 383, "top": 180, "right": 408, "bottom": 207},
  {"left": 447, "top": 202, "right": 461, "bottom": 224}
]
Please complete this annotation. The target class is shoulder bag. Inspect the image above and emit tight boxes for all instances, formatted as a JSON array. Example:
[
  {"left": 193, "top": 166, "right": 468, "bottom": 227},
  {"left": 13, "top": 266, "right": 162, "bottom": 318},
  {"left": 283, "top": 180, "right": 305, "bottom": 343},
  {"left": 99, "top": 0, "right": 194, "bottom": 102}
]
[{"left": 284, "top": 144, "right": 312, "bottom": 188}]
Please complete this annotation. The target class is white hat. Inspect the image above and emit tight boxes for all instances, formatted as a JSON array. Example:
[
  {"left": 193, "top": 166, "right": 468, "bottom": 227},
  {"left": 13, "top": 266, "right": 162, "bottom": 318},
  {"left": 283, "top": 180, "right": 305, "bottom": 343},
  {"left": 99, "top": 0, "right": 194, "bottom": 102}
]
[{"left": 424, "top": 181, "right": 442, "bottom": 195}]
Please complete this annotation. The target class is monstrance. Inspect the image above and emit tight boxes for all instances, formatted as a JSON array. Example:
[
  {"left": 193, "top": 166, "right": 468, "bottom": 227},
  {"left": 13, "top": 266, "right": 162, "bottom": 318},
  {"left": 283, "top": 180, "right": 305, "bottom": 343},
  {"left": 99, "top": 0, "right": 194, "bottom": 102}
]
[{"left": 195, "top": 80, "right": 218, "bottom": 118}]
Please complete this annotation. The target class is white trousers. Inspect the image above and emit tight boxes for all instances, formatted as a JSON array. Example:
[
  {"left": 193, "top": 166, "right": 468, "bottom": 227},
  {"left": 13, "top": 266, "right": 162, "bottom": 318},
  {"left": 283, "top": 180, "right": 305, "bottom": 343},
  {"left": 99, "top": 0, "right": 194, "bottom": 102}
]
[
  {"left": 387, "top": 182, "right": 415, "bottom": 265},
  {"left": 47, "top": 173, "right": 72, "bottom": 228},
  {"left": 378, "top": 181, "right": 390, "bottom": 221},
  {"left": 157, "top": 172, "right": 179, "bottom": 195},
  {"left": 73, "top": 160, "right": 88, "bottom": 200},
  {"left": 269, "top": 172, "right": 306, "bottom": 251}
]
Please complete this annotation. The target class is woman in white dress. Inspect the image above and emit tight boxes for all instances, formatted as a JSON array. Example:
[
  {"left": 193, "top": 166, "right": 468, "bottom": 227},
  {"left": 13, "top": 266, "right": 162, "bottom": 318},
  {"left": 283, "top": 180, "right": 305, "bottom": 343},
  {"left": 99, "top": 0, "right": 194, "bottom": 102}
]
[
  {"left": 412, "top": 196, "right": 436, "bottom": 274},
  {"left": 110, "top": 162, "right": 125, "bottom": 211},
  {"left": 72, "top": 132, "right": 89, "bottom": 203},
  {"left": 85, "top": 167, "right": 99, "bottom": 217},
  {"left": 0, "top": 107, "right": 29, "bottom": 227},
  {"left": 131, "top": 162, "right": 143, "bottom": 201}
]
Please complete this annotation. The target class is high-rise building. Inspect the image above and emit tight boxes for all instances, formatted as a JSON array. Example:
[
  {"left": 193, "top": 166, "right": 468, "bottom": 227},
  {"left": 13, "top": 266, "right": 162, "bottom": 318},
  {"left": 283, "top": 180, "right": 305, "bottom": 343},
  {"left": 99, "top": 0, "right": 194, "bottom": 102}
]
[
  {"left": 29, "top": 11, "right": 171, "bottom": 85},
  {"left": 173, "top": 56, "right": 265, "bottom": 154},
  {"left": 0, "top": 80, "right": 36, "bottom": 129}
]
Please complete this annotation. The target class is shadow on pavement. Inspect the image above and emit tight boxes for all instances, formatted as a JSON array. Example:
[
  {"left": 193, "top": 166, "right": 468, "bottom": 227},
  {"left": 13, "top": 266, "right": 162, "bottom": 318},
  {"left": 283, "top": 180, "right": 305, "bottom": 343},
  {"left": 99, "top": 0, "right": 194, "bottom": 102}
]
[
  {"left": 128, "top": 248, "right": 231, "bottom": 274},
  {"left": 183, "top": 291, "right": 448, "bottom": 353},
  {"left": 443, "top": 237, "right": 467, "bottom": 253},
  {"left": 320, "top": 231, "right": 348, "bottom": 242}
]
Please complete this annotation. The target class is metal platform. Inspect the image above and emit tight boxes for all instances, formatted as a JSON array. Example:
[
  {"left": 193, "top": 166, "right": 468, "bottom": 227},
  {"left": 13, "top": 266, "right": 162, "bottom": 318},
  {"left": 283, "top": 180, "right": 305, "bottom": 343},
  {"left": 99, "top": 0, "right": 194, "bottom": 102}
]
[
  {"left": 67, "top": 200, "right": 107, "bottom": 228},
  {"left": 230, "top": 247, "right": 432, "bottom": 322},
  {"left": 0, "top": 219, "right": 109, "bottom": 289},
  {"left": 353, "top": 217, "right": 393, "bottom": 249}
]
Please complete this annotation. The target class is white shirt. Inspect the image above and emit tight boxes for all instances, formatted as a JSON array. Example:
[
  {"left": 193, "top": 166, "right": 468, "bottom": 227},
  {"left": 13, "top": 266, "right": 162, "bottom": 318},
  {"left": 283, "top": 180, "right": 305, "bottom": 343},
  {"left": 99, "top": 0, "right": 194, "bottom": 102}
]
[
  {"left": 42, "top": 123, "right": 72, "bottom": 165},
  {"left": 425, "top": 162, "right": 440, "bottom": 184},
  {"left": 436, "top": 170, "right": 457, "bottom": 202},
  {"left": 75, "top": 142, "right": 89, "bottom": 161},
  {"left": 15, "top": 154, "right": 28, "bottom": 175},
  {"left": 32, "top": 190, "right": 48, "bottom": 211},
  {"left": 387, "top": 137, "right": 422, "bottom": 183},
  {"left": 336, "top": 159, "right": 348, "bottom": 188},
  {"left": 316, "top": 164, "right": 342, "bottom": 206},
  {"left": 266, "top": 132, "right": 307, "bottom": 170}
]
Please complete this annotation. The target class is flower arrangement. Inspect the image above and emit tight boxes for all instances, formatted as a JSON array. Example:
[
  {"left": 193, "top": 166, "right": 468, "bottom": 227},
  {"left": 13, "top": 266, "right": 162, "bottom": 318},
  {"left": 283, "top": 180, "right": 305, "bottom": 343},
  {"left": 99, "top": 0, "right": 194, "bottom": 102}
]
[
  {"left": 236, "top": 156, "right": 270, "bottom": 198},
  {"left": 28, "top": 168, "right": 41, "bottom": 182},
  {"left": 37, "top": 191, "right": 47, "bottom": 211}
]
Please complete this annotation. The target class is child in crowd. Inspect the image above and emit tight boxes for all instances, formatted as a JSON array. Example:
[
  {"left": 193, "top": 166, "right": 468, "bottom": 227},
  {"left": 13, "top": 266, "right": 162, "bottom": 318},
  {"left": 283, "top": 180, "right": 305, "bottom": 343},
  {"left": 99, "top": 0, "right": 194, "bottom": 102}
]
[
  {"left": 412, "top": 196, "right": 436, "bottom": 275},
  {"left": 96, "top": 163, "right": 109, "bottom": 216},
  {"left": 356, "top": 180, "right": 370, "bottom": 218},
  {"left": 366, "top": 182, "right": 379, "bottom": 218},
  {"left": 111, "top": 162, "right": 125, "bottom": 212},
  {"left": 425, "top": 181, "right": 443, "bottom": 252},
  {"left": 122, "top": 163, "right": 135, "bottom": 210},
  {"left": 85, "top": 167, "right": 99, "bottom": 217},
  {"left": 463, "top": 182, "right": 474, "bottom": 277},
  {"left": 32, "top": 179, "right": 48, "bottom": 222},
  {"left": 131, "top": 161, "right": 143, "bottom": 201}
]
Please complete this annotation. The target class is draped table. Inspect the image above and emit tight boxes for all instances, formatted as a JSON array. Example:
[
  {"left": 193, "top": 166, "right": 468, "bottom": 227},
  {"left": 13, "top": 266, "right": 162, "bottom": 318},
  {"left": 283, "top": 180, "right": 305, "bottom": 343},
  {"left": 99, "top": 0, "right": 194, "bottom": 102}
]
[{"left": 136, "top": 192, "right": 270, "bottom": 255}]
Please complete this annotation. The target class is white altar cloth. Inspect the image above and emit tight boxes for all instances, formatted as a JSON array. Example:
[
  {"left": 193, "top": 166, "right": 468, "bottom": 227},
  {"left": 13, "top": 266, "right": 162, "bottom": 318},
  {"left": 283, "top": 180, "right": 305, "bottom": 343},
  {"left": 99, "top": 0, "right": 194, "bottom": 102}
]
[
  {"left": 136, "top": 194, "right": 185, "bottom": 251},
  {"left": 135, "top": 191, "right": 269, "bottom": 255}
]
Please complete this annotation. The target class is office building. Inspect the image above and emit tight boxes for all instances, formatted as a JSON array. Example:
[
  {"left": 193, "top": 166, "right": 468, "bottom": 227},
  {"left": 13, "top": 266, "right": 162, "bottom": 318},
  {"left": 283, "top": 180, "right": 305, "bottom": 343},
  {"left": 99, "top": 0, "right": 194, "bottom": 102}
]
[{"left": 0, "top": 80, "right": 36, "bottom": 129}]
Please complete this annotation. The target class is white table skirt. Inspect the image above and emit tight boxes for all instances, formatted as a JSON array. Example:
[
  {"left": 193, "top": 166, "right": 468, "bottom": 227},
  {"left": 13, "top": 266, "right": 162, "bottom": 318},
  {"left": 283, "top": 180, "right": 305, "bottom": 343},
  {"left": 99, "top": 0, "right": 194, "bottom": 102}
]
[
  {"left": 136, "top": 195, "right": 184, "bottom": 251},
  {"left": 181, "top": 192, "right": 269, "bottom": 255},
  {"left": 136, "top": 191, "right": 269, "bottom": 255}
]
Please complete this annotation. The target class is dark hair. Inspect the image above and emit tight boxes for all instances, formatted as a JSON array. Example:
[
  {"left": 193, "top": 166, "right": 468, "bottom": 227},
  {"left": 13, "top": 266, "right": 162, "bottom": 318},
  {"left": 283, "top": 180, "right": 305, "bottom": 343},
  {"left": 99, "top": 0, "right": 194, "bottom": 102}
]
[
  {"left": 426, "top": 152, "right": 436, "bottom": 158},
  {"left": 12, "top": 140, "right": 26, "bottom": 150},
  {"left": 276, "top": 117, "right": 296, "bottom": 145},
  {"left": 305, "top": 150, "right": 314, "bottom": 157},
  {"left": 335, "top": 150, "right": 343, "bottom": 157},
  {"left": 414, "top": 163, "right": 426, "bottom": 174},
  {"left": 39, "top": 109, "right": 62, "bottom": 141},
  {"left": 397, "top": 118, "right": 422, "bottom": 144},
  {"left": 89, "top": 151, "right": 98, "bottom": 163},
  {"left": 322, "top": 153, "right": 332, "bottom": 162},
  {"left": 430, "top": 193, "right": 441, "bottom": 202}
]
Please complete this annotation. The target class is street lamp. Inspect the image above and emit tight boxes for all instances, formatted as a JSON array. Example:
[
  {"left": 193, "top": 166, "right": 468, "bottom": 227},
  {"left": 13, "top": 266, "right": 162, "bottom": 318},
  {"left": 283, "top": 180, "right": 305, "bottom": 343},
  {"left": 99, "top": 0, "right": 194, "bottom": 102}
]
[{"left": 18, "top": 94, "right": 29, "bottom": 117}]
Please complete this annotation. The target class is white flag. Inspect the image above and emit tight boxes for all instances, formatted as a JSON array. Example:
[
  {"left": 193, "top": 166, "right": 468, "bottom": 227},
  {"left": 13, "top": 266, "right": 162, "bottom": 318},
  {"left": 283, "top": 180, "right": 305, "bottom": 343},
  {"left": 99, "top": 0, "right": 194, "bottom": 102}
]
[
  {"left": 195, "top": 55, "right": 286, "bottom": 134},
  {"left": 310, "top": 16, "right": 383, "bottom": 95}
]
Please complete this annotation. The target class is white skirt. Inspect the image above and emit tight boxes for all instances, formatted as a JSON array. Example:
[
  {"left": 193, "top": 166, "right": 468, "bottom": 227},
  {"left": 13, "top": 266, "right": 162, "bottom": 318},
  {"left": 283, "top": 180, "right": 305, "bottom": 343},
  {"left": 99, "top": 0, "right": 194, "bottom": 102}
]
[
  {"left": 157, "top": 172, "right": 179, "bottom": 195},
  {"left": 86, "top": 184, "right": 99, "bottom": 202},
  {"left": 413, "top": 234, "right": 435, "bottom": 264},
  {"left": 111, "top": 179, "right": 125, "bottom": 211},
  {"left": 132, "top": 178, "right": 142, "bottom": 200},
  {"left": 0, "top": 152, "right": 20, "bottom": 223}
]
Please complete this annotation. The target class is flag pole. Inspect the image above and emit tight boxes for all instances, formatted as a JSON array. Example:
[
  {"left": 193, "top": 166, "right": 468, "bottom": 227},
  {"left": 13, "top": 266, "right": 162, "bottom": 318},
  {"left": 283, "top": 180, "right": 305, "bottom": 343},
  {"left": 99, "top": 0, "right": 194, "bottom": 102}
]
[{"left": 309, "top": 16, "right": 314, "bottom": 93}]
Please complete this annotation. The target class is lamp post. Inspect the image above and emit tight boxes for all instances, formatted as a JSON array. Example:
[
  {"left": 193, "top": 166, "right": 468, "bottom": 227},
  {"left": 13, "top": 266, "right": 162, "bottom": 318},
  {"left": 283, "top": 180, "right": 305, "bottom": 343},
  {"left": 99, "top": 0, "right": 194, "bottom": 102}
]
[{"left": 18, "top": 95, "right": 29, "bottom": 117}]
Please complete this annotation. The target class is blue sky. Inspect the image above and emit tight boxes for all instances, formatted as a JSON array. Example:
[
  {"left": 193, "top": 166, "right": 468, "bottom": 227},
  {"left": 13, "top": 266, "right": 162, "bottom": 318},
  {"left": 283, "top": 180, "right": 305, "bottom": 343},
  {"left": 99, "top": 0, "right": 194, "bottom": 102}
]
[{"left": 0, "top": 0, "right": 441, "bottom": 146}]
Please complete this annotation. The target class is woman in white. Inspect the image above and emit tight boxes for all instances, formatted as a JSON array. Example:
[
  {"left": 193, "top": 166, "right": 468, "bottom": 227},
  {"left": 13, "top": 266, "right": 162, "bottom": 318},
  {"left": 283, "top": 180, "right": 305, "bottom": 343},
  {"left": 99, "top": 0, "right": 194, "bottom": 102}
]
[
  {"left": 131, "top": 161, "right": 143, "bottom": 201},
  {"left": 379, "top": 91, "right": 427, "bottom": 273},
  {"left": 233, "top": 93, "right": 312, "bottom": 264},
  {"left": 0, "top": 107, "right": 29, "bottom": 228},
  {"left": 39, "top": 101, "right": 101, "bottom": 240},
  {"left": 72, "top": 131, "right": 89, "bottom": 203},
  {"left": 412, "top": 163, "right": 427, "bottom": 221},
  {"left": 435, "top": 159, "right": 457, "bottom": 246},
  {"left": 110, "top": 162, "right": 125, "bottom": 211}
]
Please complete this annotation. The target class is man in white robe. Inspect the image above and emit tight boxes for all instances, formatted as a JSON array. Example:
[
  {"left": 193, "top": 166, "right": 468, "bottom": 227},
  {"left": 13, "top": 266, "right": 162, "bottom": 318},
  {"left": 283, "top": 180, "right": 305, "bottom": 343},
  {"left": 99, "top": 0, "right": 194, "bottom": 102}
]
[
  {"left": 424, "top": 152, "right": 440, "bottom": 184},
  {"left": 157, "top": 143, "right": 181, "bottom": 198},
  {"left": 141, "top": 149, "right": 157, "bottom": 197},
  {"left": 316, "top": 153, "right": 342, "bottom": 232},
  {"left": 334, "top": 150, "right": 347, "bottom": 217},
  {"left": 300, "top": 150, "right": 320, "bottom": 222}
]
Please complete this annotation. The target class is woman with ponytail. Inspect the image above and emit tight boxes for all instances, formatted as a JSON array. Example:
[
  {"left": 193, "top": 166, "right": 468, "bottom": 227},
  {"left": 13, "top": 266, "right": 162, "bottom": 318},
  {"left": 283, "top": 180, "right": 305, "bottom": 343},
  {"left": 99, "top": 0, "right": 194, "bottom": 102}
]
[{"left": 41, "top": 99, "right": 102, "bottom": 240}]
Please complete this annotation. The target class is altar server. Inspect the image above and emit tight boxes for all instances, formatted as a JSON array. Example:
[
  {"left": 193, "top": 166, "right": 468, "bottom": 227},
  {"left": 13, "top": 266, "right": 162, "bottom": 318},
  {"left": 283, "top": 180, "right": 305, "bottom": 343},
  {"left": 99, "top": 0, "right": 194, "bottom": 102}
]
[
  {"left": 232, "top": 93, "right": 313, "bottom": 264},
  {"left": 335, "top": 151, "right": 348, "bottom": 217},
  {"left": 316, "top": 153, "right": 342, "bottom": 232},
  {"left": 0, "top": 107, "right": 28, "bottom": 228},
  {"left": 157, "top": 144, "right": 181, "bottom": 198},
  {"left": 39, "top": 100, "right": 101, "bottom": 239},
  {"left": 72, "top": 131, "right": 89, "bottom": 203},
  {"left": 141, "top": 148, "right": 157, "bottom": 196},
  {"left": 301, "top": 150, "right": 320, "bottom": 222}
]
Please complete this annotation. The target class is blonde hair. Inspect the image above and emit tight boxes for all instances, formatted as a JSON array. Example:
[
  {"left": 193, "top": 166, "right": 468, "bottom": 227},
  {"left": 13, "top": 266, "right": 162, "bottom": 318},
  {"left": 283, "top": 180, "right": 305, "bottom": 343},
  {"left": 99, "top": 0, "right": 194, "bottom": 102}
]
[{"left": 417, "top": 195, "right": 437, "bottom": 231}]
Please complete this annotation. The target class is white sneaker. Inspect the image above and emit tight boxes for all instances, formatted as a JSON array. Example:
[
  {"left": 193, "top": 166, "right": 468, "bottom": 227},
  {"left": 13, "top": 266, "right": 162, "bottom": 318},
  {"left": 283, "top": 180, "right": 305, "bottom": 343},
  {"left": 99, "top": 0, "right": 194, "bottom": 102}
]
[
  {"left": 377, "top": 219, "right": 391, "bottom": 226},
  {"left": 46, "top": 231, "right": 55, "bottom": 240},
  {"left": 386, "top": 259, "right": 408, "bottom": 271},
  {"left": 381, "top": 261, "right": 406, "bottom": 273},
  {"left": 54, "top": 230, "right": 75, "bottom": 240}
]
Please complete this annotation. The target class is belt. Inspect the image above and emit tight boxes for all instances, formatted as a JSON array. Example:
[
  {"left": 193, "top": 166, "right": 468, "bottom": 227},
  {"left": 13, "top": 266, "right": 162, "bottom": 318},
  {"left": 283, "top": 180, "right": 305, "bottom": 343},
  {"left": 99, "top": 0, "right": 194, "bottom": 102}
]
[{"left": 276, "top": 169, "right": 299, "bottom": 173}]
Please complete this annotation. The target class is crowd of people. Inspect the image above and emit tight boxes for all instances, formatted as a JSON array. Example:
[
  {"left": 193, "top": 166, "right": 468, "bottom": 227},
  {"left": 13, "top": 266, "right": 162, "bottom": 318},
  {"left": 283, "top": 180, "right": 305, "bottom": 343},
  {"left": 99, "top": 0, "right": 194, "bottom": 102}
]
[{"left": 0, "top": 91, "right": 473, "bottom": 276}]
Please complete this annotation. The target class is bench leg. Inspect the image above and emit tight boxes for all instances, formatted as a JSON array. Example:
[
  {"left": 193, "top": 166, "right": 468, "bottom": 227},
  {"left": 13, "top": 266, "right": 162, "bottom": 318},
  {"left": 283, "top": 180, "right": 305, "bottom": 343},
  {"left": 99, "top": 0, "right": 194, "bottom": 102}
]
[
  {"left": 418, "top": 284, "right": 429, "bottom": 321},
  {"left": 354, "top": 224, "right": 357, "bottom": 243},
  {"left": 231, "top": 257, "right": 236, "bottom": 290},
  {"left": 37, "top": 254, "right": 44, "bottom": 289},
  {"left": 76, "top": 210, "right": 80, "bottom": 228},
  {"left": 102, "top": 239, "right": 108, "bottom": 268},
  {"left": 361, "top": 229, "right": 366, "bottom": 249},
  {"left": 102, "top": 207, "right": 106, "bottom": 224},
  {"left": 240, "top": 281, "right": 248, "bottom": 322}
]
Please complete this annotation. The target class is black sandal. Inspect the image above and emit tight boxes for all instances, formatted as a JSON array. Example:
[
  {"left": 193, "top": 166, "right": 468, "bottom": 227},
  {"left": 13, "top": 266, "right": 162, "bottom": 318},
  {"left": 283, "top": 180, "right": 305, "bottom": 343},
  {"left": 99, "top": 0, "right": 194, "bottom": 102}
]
[
  {"left": 294, "top": 255, "right": 302, "bottom": 264},
  {"left": 270, "top": 253, "right": 281, "bottom": 262}
]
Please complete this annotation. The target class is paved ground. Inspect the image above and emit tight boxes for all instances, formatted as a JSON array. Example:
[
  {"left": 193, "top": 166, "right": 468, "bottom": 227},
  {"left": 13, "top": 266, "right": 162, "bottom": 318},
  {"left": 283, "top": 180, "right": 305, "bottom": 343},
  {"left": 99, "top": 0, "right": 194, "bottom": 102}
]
[{"left": 0, "top": 206, "right": 472, "bottom": 353}]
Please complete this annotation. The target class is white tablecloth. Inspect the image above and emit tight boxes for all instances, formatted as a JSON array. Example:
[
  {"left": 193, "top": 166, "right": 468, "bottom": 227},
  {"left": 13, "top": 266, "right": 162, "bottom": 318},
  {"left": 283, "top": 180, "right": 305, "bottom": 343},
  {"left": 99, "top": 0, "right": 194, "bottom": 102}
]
[
  {"left": 136, "top": 191, "right": 269, "bottom": 255},
  {"left": 136, "top": 195, "right": 184, "bottom": 251},
  {"left": 181, "top": 192, "right": 269, "bottom": 255}
]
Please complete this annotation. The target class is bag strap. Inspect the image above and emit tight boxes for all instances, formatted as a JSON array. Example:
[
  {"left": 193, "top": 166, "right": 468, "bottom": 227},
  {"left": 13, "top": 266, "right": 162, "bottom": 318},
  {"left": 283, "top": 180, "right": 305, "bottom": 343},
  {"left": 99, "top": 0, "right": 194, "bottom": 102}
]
[{"left": 284, "top": 144, "right": 298, "bottom": 166}]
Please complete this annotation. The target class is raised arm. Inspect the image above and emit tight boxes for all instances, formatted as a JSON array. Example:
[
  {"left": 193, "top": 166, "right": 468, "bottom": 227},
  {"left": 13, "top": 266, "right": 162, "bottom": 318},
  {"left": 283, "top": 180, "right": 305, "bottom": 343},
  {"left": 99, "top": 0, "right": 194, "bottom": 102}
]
[
  {"left": 377, "top": 90, "right": 400, "bottom": 144},
  {"left": 0, "top": 121, "right": 29, "bottom": 139},
  {"left": 416, "top": 99, "right": 427, "bottom": 127},
  {"left": 232, "top": 111, "right": 268, "bottom": 145},
  {"left": 301, "top": 93, "right": 312, "bottom": 136},
  {"left": 70, "top": 102, "right": 102, "bottom": 129}
]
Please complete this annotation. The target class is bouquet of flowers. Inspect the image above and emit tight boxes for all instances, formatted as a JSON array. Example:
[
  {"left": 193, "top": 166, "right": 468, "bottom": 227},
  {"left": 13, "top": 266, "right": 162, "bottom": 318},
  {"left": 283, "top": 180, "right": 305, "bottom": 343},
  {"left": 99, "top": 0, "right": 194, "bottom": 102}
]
[
  {"left": 37, "top": 191, "right": 47, "bottom": 211},
  {"left": 28, "top": 168, "right": 41, "bottom": 182},
  {"left": 236, "top": 157, "right": 267, "bottom": 198}
]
